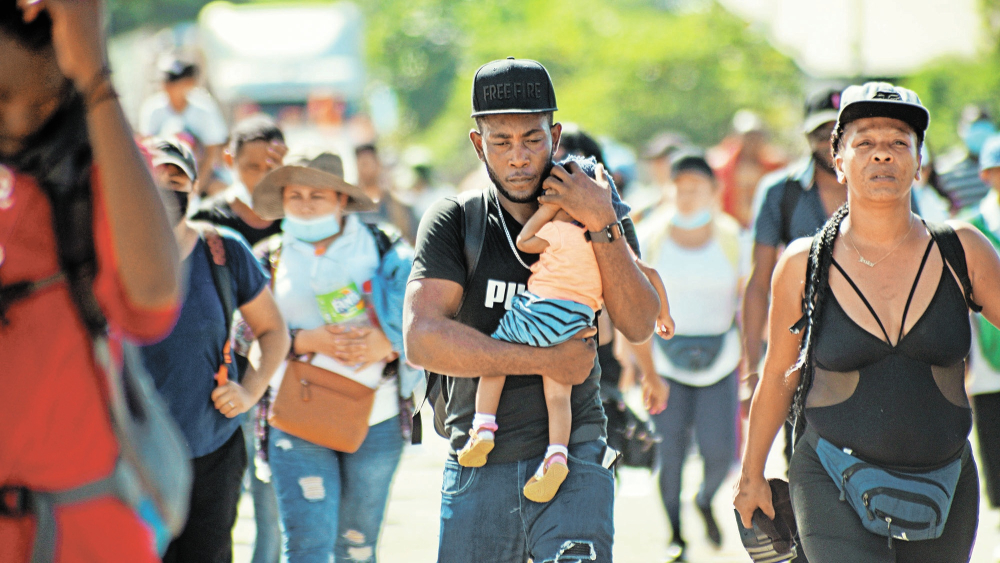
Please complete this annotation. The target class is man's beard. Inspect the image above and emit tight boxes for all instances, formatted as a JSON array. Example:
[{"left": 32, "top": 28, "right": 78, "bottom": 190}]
[
  {"left": 484, "top": 154, "right": 555, "bottom": 204},
  {"left": 813, "top": 150, "right": 837, "bottom": 176}
]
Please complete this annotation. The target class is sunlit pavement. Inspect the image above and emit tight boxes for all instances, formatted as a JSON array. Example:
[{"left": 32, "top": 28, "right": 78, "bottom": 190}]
[{"left": 233, "top": 410, "right": 1000, "bottom": 562}]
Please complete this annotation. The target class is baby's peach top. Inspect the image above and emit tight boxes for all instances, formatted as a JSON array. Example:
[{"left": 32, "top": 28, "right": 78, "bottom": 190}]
[{"left": 527, "top": 221, "right": 603, "bottom": 311}]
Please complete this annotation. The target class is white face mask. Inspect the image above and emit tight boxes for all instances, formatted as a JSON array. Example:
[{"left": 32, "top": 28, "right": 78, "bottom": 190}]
[
  {"left": 282, "top": 213, "right": 342, "bottom": 242},
  {"left": 670, "top": 208, "right": 713, "bottom": 230}
]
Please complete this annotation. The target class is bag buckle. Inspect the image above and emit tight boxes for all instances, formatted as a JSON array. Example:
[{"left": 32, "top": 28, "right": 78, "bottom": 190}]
[{"left": 0, "top": 486, "right": 33, "bottom": 517}]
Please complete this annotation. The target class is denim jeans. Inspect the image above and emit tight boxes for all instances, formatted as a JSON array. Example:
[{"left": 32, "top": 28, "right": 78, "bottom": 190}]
[
  {"left": 242, "top": 410, "right": 281, "bottom": 563},
  {"left": 437, "top": 439, "right": 615, "bottom": 563},
  {"left": 268, "top": 417, "right": 404, "bottom": 563}
]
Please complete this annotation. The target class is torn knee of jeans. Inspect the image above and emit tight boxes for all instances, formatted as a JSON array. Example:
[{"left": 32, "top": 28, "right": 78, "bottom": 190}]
[
  {"left": 345, "top": 545, "right": 374, "bottom": 561},
  {"left": 343, "top": 530, "right": 374, "bottom": 561},
  {"left": 297, "top": 476, "right": 325, "bottom": 501},
  {"left": 275, "top": 438, "right": 293, "bottom": 450},
  {"left": 343, "top": 529, "right": 366, "bottom": 544},
  {"left": 541, "top": 540, "right": 597, "bottom": 562}
]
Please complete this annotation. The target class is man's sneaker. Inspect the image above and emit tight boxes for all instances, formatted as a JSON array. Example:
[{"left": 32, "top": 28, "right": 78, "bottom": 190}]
[
  {"left": 523, "top": 454, "right": 569, "bottom": 503},
  {"left": 664, "top": 539, "right": 686, "bottom": 562},
  {"left": 698, "top": 502, "right": 722, "bottom": 547},
  {"left": 457, "top": 428, "right": 494, "bottom": 467}
]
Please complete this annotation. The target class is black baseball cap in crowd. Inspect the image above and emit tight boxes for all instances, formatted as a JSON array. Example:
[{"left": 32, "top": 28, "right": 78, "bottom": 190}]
[
  {"left": 836, "top": 82, "right": 930, "bottom": 135},
  {"left": 150, "top": 137, "right": 198, "bottom": 182},
  {"left": 802, "top": 88, "right": 843, "bottom": 134},
  {"left": 471, "top": 57, "right": 558, "bottom": 117}
]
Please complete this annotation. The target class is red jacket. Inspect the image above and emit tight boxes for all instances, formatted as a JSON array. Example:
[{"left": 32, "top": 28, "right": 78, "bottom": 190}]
[{"left": 0, "top": 168, "right": 179, "bottom": 562}]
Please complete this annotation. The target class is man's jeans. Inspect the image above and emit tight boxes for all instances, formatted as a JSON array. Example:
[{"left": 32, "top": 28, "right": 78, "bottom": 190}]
[
  {"left": 242, "top": 410, "right": 281, "bottom": 563},
  {"left": 268, "top": 418, "right": 404, "bottom": 563},
  {"left": 438, "top": 439, "right": 615, "bottom": 563}
]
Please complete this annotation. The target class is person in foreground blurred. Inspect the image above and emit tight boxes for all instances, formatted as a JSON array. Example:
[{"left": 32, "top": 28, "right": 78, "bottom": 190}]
[
  {"left": 404, "top": 57, "right": 659, "bottom": 563},
  {"left": 141, "top": 137, "right": 289, "bottom": 563},
  {"left": 0, "top": 1, "right": 181, "bottom": 560},
  {"left": 735, "top": 82, "right": 1000, "bottom": 562},
  {"left": 632, "top": 153, "right": 745, "bottom": 561}
]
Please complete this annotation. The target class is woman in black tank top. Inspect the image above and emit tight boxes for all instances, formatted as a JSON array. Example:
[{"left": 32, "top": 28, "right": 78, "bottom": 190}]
[{"left": 735, "top": 84, "right": 1000, "bottom": 563}]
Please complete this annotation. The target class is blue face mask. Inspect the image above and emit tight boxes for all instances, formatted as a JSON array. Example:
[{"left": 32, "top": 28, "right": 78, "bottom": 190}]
[
  {"left": 964, "top": 120, "right": 997, "bottom": 156},
  {"left": 670, "top": 208, "right": 713, "bottom": 230},
  {"left": 282, "top": 213, "right": 342, "bottom": 243}
]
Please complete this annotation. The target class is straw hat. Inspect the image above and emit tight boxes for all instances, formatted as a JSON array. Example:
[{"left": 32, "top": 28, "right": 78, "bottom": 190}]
[{"left": 252, "top": 151, "right": 377, "bottom": 220}]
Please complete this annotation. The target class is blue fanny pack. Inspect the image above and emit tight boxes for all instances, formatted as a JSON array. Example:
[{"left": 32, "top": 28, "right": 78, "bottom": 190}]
[{"left": 806, "top": 429, "right": 964, "bottom": 546}]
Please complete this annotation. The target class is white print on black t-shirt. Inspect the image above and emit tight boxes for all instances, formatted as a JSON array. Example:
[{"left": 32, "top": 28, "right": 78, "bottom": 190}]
[{"left": 485, "top": 279, "right": 527, "bottom": 310}]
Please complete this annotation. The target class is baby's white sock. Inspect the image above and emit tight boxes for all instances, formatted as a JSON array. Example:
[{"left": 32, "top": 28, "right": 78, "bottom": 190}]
[
  {"left": 545, "top": 444, "right": 569, "bottom": 465},
  {"left": 472, "top": 413, "right": 497, "bottom": 440}
]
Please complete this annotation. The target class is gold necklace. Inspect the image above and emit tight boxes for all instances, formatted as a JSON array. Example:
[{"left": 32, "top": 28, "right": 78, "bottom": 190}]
[{"left": 845, "top": 214, "right": 914, "bottom": 267}]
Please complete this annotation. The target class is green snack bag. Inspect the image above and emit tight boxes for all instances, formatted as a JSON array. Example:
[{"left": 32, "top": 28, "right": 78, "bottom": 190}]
[{"left": 315, "top": 282, "right": 369, "bottom": 328}]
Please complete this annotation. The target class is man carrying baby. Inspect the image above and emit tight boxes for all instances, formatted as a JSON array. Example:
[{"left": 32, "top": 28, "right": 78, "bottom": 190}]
[{"left": 403, "top": 57, "right": 659, "bottom": 563}]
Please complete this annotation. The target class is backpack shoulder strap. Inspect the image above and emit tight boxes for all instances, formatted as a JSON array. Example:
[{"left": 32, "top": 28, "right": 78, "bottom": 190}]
[
  {"left": 415, "top": 190, "right": 488, "bottom": 445},
  {"left": 456, "top": 189, "right": 488, "bottom": 314},
  {"left": 363, "top": 222, "right": 402, "bottom": 260},
  {"left": 194, "top": 223, "right": 235, "bottom": 330},
  {"left": 779, "top": 176, "right": 804, "bottom": 246},
  {"left": 926, "top": 221, "right": 983, "bottom": 312},
  {"left": 192, "top": 223, "right": 238, "bottom": 384}
]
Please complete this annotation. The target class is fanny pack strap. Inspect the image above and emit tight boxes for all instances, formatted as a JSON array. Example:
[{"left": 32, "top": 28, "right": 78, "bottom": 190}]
[{"left": 804, "top": 425, "right": 969, "bottom": 469}]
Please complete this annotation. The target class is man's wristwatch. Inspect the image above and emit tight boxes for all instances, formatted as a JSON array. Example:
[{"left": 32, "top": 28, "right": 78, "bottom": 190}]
[{"left": 584, "top": 220, "right": 624, "bottom": 243}]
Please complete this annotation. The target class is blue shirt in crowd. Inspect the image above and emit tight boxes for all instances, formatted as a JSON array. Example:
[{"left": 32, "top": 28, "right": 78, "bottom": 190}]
[
  {"left": 140, "top": 230, "right": 269, "bottom": 458},
  {"left": 751, "top": 158, "right": 829, "bottom": 248}
]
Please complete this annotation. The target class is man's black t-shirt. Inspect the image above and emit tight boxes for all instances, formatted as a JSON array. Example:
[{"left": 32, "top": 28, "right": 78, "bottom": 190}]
[
  {"left": 409, "top": 189, "right": 608, "bottom": 464},
  {"left": 192, "top": 200, "right": 282, "bottom": 247}
]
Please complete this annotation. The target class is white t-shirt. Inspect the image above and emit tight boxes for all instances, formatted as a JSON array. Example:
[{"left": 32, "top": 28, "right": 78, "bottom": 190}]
[
  {"left": 641, "top": 216, "right": 745, "bottom": 386},
  {"left": 139, "top": 88, "right": 229, "bottom": 147},
  {"left": 270, "top": 216, "right": 398, "bottom": 425}
]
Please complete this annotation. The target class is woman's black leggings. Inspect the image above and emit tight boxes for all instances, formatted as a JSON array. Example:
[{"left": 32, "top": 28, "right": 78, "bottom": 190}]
[{"left": 788, "top": 438, "right": 979, "bottom": 563}]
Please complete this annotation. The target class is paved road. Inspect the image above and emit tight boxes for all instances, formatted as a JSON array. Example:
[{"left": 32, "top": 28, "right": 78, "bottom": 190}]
[{"left": 234, "top": 411, "right": 1000, "bottom": 562}]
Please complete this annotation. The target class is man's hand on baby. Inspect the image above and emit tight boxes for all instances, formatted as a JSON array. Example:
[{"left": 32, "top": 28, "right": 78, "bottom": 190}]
[{"left": 538, "top": 161, "right": 617, "bottom": 232}]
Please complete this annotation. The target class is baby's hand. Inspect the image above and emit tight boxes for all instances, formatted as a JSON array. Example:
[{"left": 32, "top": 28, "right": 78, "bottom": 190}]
[{"left": 655, "top": 312, "right": 675, "bottom": 340}]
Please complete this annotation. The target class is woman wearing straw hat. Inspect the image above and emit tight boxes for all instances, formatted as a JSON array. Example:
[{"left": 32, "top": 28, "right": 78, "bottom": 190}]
[{"left": 252, "top": 151, "right": 419, "bottom": 563}]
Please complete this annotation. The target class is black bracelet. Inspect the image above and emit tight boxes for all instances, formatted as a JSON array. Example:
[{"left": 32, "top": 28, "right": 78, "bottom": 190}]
[
  {"left": 79, "top": 66, "right": 112, "bottom": 101},
  {"left": 84, "top": 85, "right": 118, "bottom": 111},
  {"left": 289, "top": 328, "right": 301, "bottom": 358}
]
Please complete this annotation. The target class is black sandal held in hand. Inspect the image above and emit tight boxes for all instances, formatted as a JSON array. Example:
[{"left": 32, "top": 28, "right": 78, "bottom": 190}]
[{"left": 734, "top": 479, "right": 800, "bottom": 563}]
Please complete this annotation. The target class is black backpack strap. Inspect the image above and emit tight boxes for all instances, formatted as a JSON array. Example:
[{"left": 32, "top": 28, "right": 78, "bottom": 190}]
[
  {"left": 927, "top": 221, "right": 983, "bottom": 312},
  {"left": 779, "top": 176, "right": 804, "bottom": 246},
  {"left": 413, "top": 189, "right": 489, "bottom": 445},
  {"left": 363, "top": 222, "right": 402, "bottom": 259},
  {"left": 457, "top": 189, "right": 489, "bottom": 312},
  {"left": 195, "top": 224, "right": 239, "bottom": 384}
]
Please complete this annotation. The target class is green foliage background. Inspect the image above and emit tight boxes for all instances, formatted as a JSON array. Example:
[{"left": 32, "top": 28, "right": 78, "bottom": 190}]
[
  {"left": 361, "top": 0, "right": 805, "bottom": 175},
  {"left": 106, "top": 0, "right": 997, "bottom": 173}
]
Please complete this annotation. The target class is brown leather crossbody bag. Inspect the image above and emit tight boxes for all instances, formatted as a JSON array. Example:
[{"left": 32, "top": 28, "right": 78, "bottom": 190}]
[{"left": 269, "top": 356, "right": 375, "bottom": 453}]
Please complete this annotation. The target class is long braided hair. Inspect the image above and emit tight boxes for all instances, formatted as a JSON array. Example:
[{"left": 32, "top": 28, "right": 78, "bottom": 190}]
[{"left": 788, "top": 203, "right": 849, "bottom": 441}]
